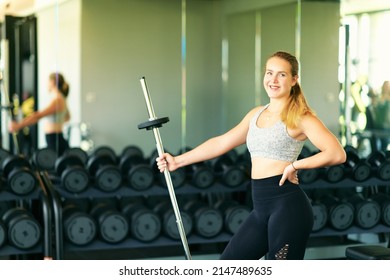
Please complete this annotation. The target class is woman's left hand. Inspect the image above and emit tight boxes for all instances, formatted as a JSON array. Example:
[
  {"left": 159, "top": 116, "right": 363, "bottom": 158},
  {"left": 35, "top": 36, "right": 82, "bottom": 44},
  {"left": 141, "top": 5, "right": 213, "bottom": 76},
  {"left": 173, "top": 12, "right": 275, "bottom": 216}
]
[{"left": 279, "top": 164, "right": 299, "bottom": 186}]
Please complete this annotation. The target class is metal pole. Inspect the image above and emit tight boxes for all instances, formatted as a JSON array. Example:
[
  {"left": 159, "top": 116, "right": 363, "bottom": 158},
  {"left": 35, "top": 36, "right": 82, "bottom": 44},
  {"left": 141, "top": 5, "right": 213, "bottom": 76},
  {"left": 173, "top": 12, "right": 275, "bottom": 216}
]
[
  {"left": 0, "top": 71, "right": 20, "bottom": 154},
  {"left": 139, "top": 77, "right": 192, "bottom": 260}
]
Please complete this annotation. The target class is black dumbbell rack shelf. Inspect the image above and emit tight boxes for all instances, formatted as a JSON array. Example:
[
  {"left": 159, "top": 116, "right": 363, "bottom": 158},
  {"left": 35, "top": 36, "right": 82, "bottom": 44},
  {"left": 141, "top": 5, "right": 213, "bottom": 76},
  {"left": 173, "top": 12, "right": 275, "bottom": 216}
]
[
  {"left": 301, "top": 176, "right": 389, "bottom": 190},
  {"left": 64, "top": 232, "right": 234, "bottom": 253},
  {"left": 310, "top": 224, "right": 390, "bottom": 238},
  {"left": 0, "top": 187, "right": 41, "bottom": 202},
  {"left": 0, "top": 242, "right": 43, "bottom": 257},
  {"left": 51, "top": 181, "right": 250, "bottom": 199}
]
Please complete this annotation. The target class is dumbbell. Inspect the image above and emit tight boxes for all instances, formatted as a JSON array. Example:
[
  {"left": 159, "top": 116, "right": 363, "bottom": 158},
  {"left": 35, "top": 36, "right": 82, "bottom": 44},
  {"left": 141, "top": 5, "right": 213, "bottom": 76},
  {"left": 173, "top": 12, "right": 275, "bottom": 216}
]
[
  {"left": 306, "top": 194, "right": 328, "bottom": 232},
  {"left": 1, "top": 207, "right": 42, "bottom": 249},
  {"left": 369, "top": 192, "right": 390, "bottom": 227},
  {"left": 215, "top": 199, "right": 250, "bottom": 235},
  {"left": 149, "top": 148, "right": 186, "bottom": 189},
  {"left": 185, "top": 162, "right": 215, "bottom": 189},
  {"left": 86, "top": 149, "right": 122, "bottom": 192},
  {"left": 210, "top": 153, "right": 246, "bottom": 188},
  {"left": 322, "top": 164, "right": 345, "bottom": 183},
  {"left": 121, "top": 200, "right": 161, "bottom": 242},
  {"left": 119, "top": 146, "right": 154, "bottom": 191},
  {"left": 236, "top": 149, "right": 251, "bottom": 177},
  {"left": 152, "top": 200, "right": 193, "bottom": 240},
  {"left": 0, "top": 220, "right": 6, "bottom": 248},
  {"left": 62, "top": 199, "right": 97, "bottom": 246},
  {"left": 54, "top": 155, "right": 90, "bottom": 193},
  {"left": 89, "top": 199, "right": 129, "bottom": 243},
  {"left": 343, "top": 147, "right": 371, "bottom": 182},
  {"left": 1, "top": 155, "right": 37, "bottom": 195},
  {"left": 340, "top": 191, "right": 381, "bottom": 229},
  {"left": 0, "top": 201, "right": 11, "bottom": 248},
  {"left": 320, "top": 193, "right": 354, "bottom": 231},
  {"left": 183, "top": 200, "right": 223, "bottom": 238},
  {"left": 297, "top": 149, "right": 320, "bottom": 184},
  {"left": 31, "top": 147, "right": 58, "bottom": 171},
  {"left": 366, "top": 151, "right": 390, "bottom": 181},
  {"left": 63, "top": 147, "right": 89, "bottom": 164}
]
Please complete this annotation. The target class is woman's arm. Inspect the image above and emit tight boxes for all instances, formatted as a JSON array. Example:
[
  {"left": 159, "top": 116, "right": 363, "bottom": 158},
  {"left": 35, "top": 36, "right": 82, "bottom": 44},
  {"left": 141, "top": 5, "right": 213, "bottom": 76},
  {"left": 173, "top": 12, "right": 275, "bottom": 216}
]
[
  {"left": 279, "top": 113, "right": 346, "bottom": 186},
  {"left": 293, "top": 114, "right": 346, "bottom": 170},
  {"left": 157, "top": 106, "right": 260, "bottom": 172},
  {"left": 9, "top": 97, "right": 65, "bottom": 132}
]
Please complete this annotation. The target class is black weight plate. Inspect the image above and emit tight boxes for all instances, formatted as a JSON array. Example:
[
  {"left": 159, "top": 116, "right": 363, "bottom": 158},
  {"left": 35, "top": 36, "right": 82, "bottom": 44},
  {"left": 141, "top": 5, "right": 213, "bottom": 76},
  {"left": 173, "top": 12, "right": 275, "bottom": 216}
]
[
  {"left": 87, "top": 154, "right": 115, "bottom": 175},
  {"left": 8, "top": 217, "right": 41, "bottom": 249},
  {"left": 119, "top": 153, "right": 145, "bottom": 172},
  {"left": 99, "top": 213, "right": 129, "bottom": 243},
  {"left": 192, "top": 167, "right": 215, "bottom": 189},
  {"left": 95, "top": 165, "right": 122, "bottom": 192},
  {"left": 55, "top": 155, "right": 84, "bottom": 175},
  {"left": 0, "top": 148, "right": 11, "bottom": 168},
  {"left": 355, "top": 201, "right": 380, "bottom": 229},
  {"left": 325, "top": 165, "right": 345, "bottom": 183},
  {"left": 224, "top": 206, "right": 250, "bottom": 235},
  {"left": 32, "top": 148, "right": 57, "bottom": 170},
  {"left": 299, "top": 168, "right": 319, "bottom": 184},
  {"left": 2, "top": 156, "right": 30, "bottom": 177},
  {"left": 158, "top": 168, "right": 186, "bottom": 189},
  {"left": 352, "top": 164, "right": 371, "bottom": 182},
  {"left": 378, "top": 161, "right": 390, "bottom": 180},
  {"left": 162, "top": 210, "right": 193, "bottom": 240},
  {"left": 222, "top": 167, "right": 245, "bottom": 188},
  {"left": 194, "top": 208, "right": 223, "bottom": 238},
  {"left": 121, "top": 145, "right": 143, "bottom": 159},
  {"left": 61, "top": 167, "right": 89, "bottom": 193},
  {"left": 64, "top": 213, "right": 97, "bottom": 246},
  {"left": 138, "top": 117, "right": 169, "bottom": 130},
  {"left": 64, "top": 147, "right": 88, "bottom": 164},
  {"left": 312, "top": 203, "right": 328, "bottom": 232},
  {"left": 0, "top": 221, "right": 6, "bottom": 248},
  {"left": 8, "top": 168, "right": 36, "bottom": 195},
  {"left": 131, "top": 210, "right": 161, "bottom": 242},
  {"left": 382, "top": 201, "right": 390, "bottom": 226},
  {"left": 92, "top": 146, "right": 117, "bottom": 162},
  {"left": 127, "top": 165, "right": 154, "bottom": 190},
  {"left": 329, "top": 203, "right": 354, "bottom": 230}
]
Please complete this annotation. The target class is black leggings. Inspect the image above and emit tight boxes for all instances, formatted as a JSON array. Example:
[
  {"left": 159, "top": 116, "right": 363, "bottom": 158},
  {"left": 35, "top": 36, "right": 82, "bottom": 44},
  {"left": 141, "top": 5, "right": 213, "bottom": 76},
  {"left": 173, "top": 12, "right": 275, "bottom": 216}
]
[
  {"left": 45, "top": 132, "right": 69, "bottom": 156},
  {"left": 220, "top": 175, "right": 314, "bottom": 260}
]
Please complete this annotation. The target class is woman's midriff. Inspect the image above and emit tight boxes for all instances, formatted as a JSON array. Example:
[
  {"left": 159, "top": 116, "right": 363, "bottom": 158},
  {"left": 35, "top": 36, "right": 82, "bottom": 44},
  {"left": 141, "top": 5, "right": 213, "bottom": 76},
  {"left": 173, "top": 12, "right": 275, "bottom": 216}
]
[
  {"left": 250, "top": 157, "right": 291, "bottom": 179},
  {"left": 44, "top": 122, "right": 64, "bottom": 134}
]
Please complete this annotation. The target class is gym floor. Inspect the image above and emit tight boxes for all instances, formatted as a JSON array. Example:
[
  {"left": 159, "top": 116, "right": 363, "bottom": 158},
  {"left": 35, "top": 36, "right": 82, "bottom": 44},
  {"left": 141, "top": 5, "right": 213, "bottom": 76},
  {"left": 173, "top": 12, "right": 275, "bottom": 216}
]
[{"left": 61, "top": 233, "right": 388, "bottom": 260}]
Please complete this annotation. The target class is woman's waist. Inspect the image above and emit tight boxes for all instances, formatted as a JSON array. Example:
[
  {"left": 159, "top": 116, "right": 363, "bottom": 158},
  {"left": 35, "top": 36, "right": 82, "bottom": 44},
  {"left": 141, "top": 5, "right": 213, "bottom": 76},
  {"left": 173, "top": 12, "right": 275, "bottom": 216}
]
[
  {"left": 250, "top": 158, "right": 291, "bottom": 179},
  {"left": 251, "top": 174, "right": 303, "bottom": 200},
  {"left": 44, "top": 123, "right": 65, "bottom": 134}
]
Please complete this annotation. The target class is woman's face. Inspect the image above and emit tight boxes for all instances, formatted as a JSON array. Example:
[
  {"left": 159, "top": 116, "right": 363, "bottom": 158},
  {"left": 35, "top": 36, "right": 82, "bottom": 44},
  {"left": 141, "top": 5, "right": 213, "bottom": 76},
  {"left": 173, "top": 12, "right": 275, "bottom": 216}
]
[{"left": 263, "top": 56, "right": 298, "bottom": 100}]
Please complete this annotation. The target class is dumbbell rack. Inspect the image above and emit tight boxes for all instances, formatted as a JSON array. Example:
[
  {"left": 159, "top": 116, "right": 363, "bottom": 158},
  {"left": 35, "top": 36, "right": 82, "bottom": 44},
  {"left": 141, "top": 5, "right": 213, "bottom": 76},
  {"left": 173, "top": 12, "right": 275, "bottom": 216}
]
[
  {"left": 20, "top": 143, "right": 388, "bottom": 260},
  {"left": 39, "top": 169, "right": 250, "bottom": 260},
  {"left": 301, "top": 176, "right": 390, "bottom": 238},
  {"left": 0, "top": 172, "right": 53, "bottom": 259}
]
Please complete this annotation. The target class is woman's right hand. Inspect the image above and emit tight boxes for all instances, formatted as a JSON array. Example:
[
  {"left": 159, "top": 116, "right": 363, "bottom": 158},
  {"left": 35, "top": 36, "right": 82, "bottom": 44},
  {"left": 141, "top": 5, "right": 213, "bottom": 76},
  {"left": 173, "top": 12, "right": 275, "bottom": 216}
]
[{"left": 156, "top": 153, "right": 178, "bottom": 173}]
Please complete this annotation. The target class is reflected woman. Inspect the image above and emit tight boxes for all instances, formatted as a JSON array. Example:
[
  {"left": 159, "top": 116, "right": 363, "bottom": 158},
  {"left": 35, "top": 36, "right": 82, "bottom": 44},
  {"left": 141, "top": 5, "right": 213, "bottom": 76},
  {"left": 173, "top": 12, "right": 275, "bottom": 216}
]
[{"left": 9, "top": 72, "right": 70, "bottom": 155}]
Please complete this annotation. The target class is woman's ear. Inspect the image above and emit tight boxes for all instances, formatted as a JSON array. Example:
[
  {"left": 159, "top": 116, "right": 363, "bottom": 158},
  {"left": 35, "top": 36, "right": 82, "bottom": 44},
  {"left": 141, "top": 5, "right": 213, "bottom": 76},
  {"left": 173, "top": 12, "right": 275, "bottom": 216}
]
[{"left": 292, "top": 75, "right": 299, "bottom": 86}]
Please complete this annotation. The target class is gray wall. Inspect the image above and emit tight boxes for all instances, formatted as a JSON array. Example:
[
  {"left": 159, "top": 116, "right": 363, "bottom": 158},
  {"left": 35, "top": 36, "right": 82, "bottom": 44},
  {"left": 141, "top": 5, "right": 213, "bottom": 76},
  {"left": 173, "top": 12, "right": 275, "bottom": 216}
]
[{"left": 80, "top": 0, "right": 224, "bottom": 156}]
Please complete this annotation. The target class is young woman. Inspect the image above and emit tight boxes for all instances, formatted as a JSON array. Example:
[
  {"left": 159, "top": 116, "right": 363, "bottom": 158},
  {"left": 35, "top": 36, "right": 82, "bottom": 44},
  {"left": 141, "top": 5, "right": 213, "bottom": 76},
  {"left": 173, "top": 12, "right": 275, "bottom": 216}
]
[
  {"left": 156, "top": 51, "right": 346, "bottom": 260},
  {"left": 9, "top": 72, "right": 70, "bottom": 155}
]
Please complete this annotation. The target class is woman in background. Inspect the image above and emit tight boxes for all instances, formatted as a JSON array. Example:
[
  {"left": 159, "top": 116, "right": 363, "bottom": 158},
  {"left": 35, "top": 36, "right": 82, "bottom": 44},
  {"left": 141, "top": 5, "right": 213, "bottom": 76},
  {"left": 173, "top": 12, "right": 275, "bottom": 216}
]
[{"left": 9, "top": 72, "right": 70, "bottom": 155}]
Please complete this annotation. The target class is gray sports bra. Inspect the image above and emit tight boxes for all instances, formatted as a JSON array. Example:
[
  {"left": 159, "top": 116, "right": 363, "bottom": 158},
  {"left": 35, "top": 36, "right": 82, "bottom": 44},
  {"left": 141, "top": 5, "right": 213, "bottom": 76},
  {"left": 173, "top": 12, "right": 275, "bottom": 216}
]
[
  {"left": 246, "top": 105, "right": 305, "bottom": 162},
  {"left": 46, "top": 107, "right": 68, "bottom": 124}
]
